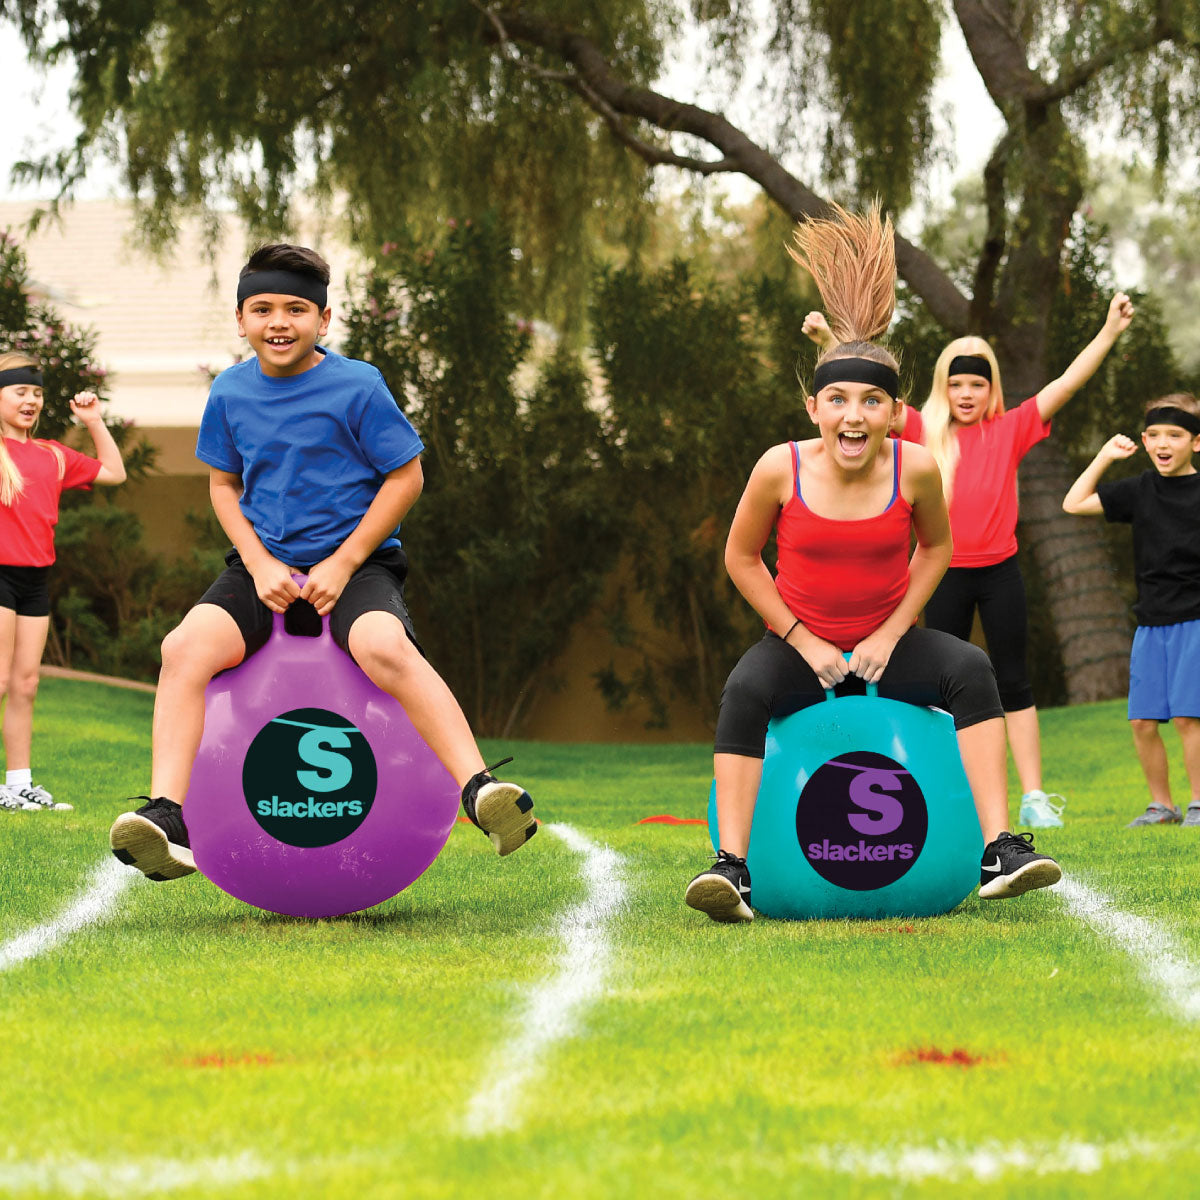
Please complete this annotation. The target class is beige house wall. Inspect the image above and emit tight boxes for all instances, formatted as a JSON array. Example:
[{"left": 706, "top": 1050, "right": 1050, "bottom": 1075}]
[{"left": 5, "top": 200, "right": 713, "bottom": 742}]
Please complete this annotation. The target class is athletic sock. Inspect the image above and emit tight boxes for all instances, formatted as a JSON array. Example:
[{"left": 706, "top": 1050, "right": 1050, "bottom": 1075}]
[{"left": 6, "top": 769, "right": 32, "bottom": 789}]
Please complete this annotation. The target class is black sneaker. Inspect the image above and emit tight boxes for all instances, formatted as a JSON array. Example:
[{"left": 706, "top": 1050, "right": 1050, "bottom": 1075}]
[
  {"left": 109, "top": 797, "right": 197, "bottom": 881},
  {"left": 978, "top": 831, "right": 1062, "bottom": 899},
  {"left": 685, "top": 850, "right": 754, "bottom": 923},
  {"left": 460, "top": 757, "right": 537, "bottom": 856}
]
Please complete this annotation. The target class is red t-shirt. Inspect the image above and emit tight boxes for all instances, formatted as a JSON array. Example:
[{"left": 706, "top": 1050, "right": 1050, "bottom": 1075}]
[
  {"left": 0, "top": 437, "right": 102, "bottom": 567},
  {"left": 902, "top": 398, "right": 1049, "bottom": 568},
  {"left": 775, "top": 440, "right": 913, "bottom": 651}
]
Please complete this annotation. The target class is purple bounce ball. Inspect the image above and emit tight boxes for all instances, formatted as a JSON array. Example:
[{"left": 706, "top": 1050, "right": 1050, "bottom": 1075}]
[{"left": 187, "top": 606, "right": 460, "bottom": 918}]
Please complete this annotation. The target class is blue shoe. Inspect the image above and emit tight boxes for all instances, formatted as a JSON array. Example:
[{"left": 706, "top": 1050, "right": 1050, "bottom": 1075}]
[{"left": 1018, "top": 789, "right": 1065, "bottom": 828}]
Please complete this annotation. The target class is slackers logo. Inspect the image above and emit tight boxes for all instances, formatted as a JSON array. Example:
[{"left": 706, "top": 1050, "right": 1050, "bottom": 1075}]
[
  {"left": 242, "top": 707, "right": 377, "bottom": 848},
  {"left": 794, "top": 750, "right": 927, "bottom": 890}
]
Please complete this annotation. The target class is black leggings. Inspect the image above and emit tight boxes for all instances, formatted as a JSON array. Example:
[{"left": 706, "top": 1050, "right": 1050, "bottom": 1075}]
[
  {"left": 714, "top": 626, "right": 1004, "bottom": 759},
  {"left": 923, "top": 554, "right": 1034, "bottom": 712}
]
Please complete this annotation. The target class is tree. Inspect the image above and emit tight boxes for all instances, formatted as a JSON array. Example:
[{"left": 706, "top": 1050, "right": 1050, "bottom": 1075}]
[
  {"left": 590, "top": 257, "right": 816, "bottom": 726},
  {"left": 10, "top": 0, "right": 1200, "bottom": 700},
  {"left": 340, "top": 216, "right": 625, "bottom": 737}
]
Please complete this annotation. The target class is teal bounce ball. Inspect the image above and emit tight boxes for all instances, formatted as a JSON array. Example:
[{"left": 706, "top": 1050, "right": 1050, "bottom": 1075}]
[{"left": 708, "top": 688, "right": 982, "bottom": 919}]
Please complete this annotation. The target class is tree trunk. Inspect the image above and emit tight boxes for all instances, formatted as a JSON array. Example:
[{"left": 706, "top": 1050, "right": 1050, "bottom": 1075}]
[
  {"left": 1017, "top": 443, "right": 1131, "bottom": 703},
  {"left": 988, "top": 107, "right": 1132, "bottom": 703}
]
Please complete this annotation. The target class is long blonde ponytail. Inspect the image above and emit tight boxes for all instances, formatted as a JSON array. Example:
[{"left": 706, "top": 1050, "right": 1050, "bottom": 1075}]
[{"left": 787, "top": 203, "right": 900, "bottom": 377}]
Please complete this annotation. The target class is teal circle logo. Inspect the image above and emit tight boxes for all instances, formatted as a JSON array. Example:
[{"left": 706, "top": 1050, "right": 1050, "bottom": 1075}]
[{"left": 242, "top": 707, "right": 377, "bottom": 848}]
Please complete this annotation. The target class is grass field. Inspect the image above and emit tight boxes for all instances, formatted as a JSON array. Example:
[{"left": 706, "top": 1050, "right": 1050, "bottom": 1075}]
[{"left": 3, "top": 677, "right": 1200, "bottom": 1199}]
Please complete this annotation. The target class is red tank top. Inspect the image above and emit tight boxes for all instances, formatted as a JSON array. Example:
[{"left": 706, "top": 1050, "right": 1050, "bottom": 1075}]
[{"left": 774, "top": 440, "right": 913, "bottom": 651}]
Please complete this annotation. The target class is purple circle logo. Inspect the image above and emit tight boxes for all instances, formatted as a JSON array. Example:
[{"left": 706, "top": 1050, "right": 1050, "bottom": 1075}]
[{"left": 794, "top": 750, "right": 927, "bottom": 890}]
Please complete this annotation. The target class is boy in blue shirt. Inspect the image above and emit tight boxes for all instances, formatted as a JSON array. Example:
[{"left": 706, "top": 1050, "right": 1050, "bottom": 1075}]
[
  {"left": 110, "top": 244, "right": 536, "bottom": 879},
  {"left": 1062, "top": 393, "right": 1200, "bottom": 827}
]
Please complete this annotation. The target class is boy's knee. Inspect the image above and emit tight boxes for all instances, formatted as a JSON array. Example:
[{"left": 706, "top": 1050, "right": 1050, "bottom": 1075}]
[
  {"left": 160, "top": 613, "right": 242, "bottom": 676},
  {"left": 159, "top": 624, "right": 193, "bottom": 669},
  {"left": 1130, "top": 718, "right": 1162, "bottom": 741},
  {"left": 348, "top": 614, "right": 419, "bottom": 675}
]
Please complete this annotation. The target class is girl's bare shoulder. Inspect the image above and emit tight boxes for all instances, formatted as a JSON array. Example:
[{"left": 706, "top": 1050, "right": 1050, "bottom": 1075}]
[{"left": 753, "top": 441, "right": 799, "bottom": 477}]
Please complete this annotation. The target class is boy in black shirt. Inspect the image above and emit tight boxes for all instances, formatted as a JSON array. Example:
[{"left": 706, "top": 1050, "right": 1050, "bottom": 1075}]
[{"left": 1063, "top": 394, "right": 1200, "bottom": 826}]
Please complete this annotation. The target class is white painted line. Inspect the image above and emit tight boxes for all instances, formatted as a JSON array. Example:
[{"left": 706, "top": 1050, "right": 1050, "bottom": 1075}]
[
  {"left": 1057, "top": 876, "right": 1200, "bottom": 1021},
  {"left": 0, "top": 858, "right": 136, "bottom": 974},
  {"left": 809, "top": 1133, "right": 1172, "bottom": 1182},
  {"left": 0, "top": 1133, "right": 1178, "bottom": 1194},
  {"left": 462, "top": 822, "right": 626, "bottom": 1137},
  {"left": 0, "top": 1152, "right": 273, "bottom": 1197}
]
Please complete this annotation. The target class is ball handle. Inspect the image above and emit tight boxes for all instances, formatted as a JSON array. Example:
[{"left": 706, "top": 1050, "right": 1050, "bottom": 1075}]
[
  {"left": 266, "top": 572, "right": 334, "bottom": 647},
  {"left": 822, "top": 652, "right": 879, "bottom": 703}
]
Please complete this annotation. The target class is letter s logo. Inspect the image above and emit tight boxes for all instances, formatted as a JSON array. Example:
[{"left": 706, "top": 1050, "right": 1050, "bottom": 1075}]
[
  {"left": 845, "top": 768, "right": 904, "bottom": 835},
  {"left": 296, "top": 728, "right": 354, "bottom": 793}
]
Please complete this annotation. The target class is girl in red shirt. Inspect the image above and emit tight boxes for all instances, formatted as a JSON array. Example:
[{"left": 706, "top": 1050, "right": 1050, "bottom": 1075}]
[
  {"left": 686, "top": 207, "right": 1062, "bottom": 923},
  {"left": 909, "top": 299, "right": 1133, "bottom": 828},
  {"left": 0, "top": 352, "right": 127, "bottom": 812}
]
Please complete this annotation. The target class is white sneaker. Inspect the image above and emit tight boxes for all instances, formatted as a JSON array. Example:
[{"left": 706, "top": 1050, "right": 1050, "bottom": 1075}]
[
  {"left": 0, "top": 785, "right": 27, "bottom": 811},
  {"left": 13, "top": 784, "right": 73, "bottom": 811},
  {"left": 1018, "top": 789, "right": 1065, "bottom": 829}
]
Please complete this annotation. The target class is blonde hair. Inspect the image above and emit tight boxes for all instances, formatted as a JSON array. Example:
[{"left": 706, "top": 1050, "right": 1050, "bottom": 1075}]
[
  {"left": 1144, "top": 392, "right": 1200, "bottom": 418},
  {"left": 788, "top": 202, "right": 900, "bottom": 380},
  {"left": 921, "top": 337, "right": 1005, "bottom": 499},
  {"left": 0, "top": 351, "right": 63, "bottom": 506}
]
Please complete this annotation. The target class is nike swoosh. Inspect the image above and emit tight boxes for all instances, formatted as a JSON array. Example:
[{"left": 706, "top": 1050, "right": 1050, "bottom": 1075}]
[
  {"left": 738, "top": 884, "right": 751, "bottom": 895},
  {"left": 981, "top": 858, "right": 1002, "bottom": 873}
]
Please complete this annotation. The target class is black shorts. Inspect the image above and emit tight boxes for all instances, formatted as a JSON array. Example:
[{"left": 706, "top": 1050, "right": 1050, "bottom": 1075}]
[
  {"left": 0, "top": 564, "right": 51, "bottom": 617},
  {"left": 714, "top": 626, "right": 1004, "bottom": 759},
  {"left": 924, "top": 554, "right": 1034, "bottom": 711},
  {"left": 197, "top": 547, "right": 420, "bottom": 661}
]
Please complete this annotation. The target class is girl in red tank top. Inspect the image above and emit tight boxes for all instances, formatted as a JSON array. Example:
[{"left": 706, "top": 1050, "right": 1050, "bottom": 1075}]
[
  {"left": 775, "top": 436, "right": 912, "bottom": 651},
  {"left": 685, "top": 205, "right": 1062, "bottom": 925}
]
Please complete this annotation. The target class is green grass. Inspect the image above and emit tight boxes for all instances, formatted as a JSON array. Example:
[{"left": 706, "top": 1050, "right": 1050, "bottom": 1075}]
[{"left": 3, "top": 678, "right": 1200, "bottom": 1198}]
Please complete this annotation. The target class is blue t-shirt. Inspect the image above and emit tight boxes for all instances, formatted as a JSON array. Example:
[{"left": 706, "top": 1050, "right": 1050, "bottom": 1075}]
[{"left": 196, "top": 347, "right": 423, "bottom": 564}]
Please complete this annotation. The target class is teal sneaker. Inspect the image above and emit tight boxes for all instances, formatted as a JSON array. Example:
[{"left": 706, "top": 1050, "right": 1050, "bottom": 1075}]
[
  {"left": 1127, "top": 801, "right": 1182, "bottom": 827},
  {"left": 1018, "top": 789, "right": 1065, "bottom": 829}
]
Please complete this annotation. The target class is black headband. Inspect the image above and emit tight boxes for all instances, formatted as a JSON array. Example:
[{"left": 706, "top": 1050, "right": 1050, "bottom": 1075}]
[
  {"left": 1144, "top": 406, "right": 1200, "bottom": 436},
  {"left": 236, "top": 270, "right": 328, "bottom": 309},
  {"left": 947, "top": 354, "right": 992, "bottom": 382},
  {"left": 0, "top": 366, "right": 43, "bottom": 388},
  {"left": 812, "top": 356, "right": 899, "bottom": 400}
]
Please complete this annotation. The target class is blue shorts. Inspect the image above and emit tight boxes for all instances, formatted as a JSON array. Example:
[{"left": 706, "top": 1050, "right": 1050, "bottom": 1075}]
[{"left": 1128, "top": 620, "right": 1200, "bottom": 720}]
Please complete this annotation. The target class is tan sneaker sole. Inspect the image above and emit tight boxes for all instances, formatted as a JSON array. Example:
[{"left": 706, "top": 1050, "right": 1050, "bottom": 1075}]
[
  {"left": 685, "top": 874, "right": 754, "bottom": 922},
  {"left": 110, "top": 812, "right": 197, "bottom": 881},
  {"left": 472, "top": 781, "right": 537, "bottom": 856}
]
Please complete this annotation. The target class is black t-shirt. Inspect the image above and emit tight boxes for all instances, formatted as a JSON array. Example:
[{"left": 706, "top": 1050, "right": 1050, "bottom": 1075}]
[{"left": 1098, "top": 469, "right": 1200, "bottom": 625}]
